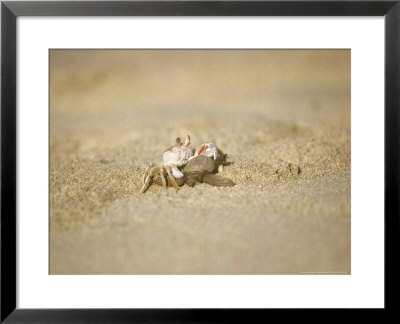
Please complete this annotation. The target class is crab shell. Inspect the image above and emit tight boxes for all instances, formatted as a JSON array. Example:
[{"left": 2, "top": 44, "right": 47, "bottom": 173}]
[
  {"left": 162, "top": 135, "right": 193, "bottom": 178},
  {"left": 162, "top": 145, "right": 192, "bottom": 166}
]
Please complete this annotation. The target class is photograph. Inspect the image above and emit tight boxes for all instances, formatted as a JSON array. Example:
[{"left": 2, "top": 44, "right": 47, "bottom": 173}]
[{"left": 49, "top": 49, "right": 351, "bottom": 275}]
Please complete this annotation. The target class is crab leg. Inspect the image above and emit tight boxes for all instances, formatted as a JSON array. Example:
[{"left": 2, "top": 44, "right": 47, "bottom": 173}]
[
  {"left": 159, "top": 168, "right": 167, "bottom": 189},
  {"left": 165, "top": 166, "right": 180, "bottom": 190},
  {"left": 140, "top": 165, "right": 160, "bottom": 193},
  {"left": 142, "top": 163, "right": 154, "bottom": 184}
]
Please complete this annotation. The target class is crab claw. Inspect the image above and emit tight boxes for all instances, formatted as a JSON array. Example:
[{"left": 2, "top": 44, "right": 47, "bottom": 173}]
[
  {"left": 194, "top": 142, "right": 219, "bottom": 160},
  {"left": 170, "top": 166, "right": 184, "bottom": 178}
]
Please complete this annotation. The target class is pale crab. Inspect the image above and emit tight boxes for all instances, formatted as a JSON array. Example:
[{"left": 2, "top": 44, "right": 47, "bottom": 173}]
[{"left": 140, "top": 135, "right": 228, "bottom": 193}]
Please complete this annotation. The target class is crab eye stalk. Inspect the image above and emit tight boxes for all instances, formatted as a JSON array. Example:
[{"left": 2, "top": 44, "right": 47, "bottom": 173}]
[
  {"left": 184, "top": 135, "right": 191, "bottom": 147},
  {"left": 176, "top": 137, "right": 181, "bottom": 145}
]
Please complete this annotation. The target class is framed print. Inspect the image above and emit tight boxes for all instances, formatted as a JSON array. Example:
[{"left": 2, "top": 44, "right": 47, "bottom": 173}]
[
  {"left": 1, "top": 0, "right": 399, "bottom": 322},
  {"left": 47, "top": 48, "right": 351, "bottom": 276}
]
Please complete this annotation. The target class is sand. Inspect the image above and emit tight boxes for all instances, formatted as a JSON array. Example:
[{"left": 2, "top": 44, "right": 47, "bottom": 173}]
[{"left": 49, "top": 50, "right": 350, "bottom": 274}]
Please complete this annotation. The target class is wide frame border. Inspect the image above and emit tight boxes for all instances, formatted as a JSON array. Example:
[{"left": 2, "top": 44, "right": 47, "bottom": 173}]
[{"left": 1, "top": 0, "right": 399, "bottom": 322}]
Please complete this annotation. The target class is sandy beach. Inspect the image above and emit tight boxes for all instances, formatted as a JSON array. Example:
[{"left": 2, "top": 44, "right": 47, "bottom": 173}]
[{"left": 49, "top": 50, "right": 350, "bottom": 274}]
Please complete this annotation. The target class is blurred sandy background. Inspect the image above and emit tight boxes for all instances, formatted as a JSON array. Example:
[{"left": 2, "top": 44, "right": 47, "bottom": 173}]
[{"left": 50, "top": 50, "right": 350, "bottom": 274}]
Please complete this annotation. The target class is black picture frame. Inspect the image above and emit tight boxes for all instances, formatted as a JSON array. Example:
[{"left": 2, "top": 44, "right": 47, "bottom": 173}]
[{"left": 1, "top": 0, "right": 399, "bottom": 322}]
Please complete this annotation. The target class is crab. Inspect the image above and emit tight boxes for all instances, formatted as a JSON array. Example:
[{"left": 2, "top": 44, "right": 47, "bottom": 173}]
[{"left": 140, "top": 135, "right": 233, "bottom": 193}]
